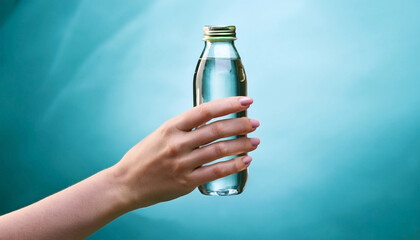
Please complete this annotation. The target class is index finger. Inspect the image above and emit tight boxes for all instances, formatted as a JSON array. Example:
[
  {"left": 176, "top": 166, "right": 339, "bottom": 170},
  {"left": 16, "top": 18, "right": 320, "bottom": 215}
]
[{"left": 174, "top": 96, "right": 253, "bottom": 131}]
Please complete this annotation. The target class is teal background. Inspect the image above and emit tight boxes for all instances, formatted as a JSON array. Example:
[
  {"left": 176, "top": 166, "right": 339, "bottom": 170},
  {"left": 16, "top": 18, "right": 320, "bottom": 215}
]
[{"left": 1, "top": 0, "right": 420, "bottom": 239}]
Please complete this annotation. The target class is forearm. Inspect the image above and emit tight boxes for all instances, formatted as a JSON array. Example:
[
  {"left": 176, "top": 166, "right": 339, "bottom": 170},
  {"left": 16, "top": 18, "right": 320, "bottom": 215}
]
[{"left": 0, "top": 167, "right": 130, "bottom": 240}]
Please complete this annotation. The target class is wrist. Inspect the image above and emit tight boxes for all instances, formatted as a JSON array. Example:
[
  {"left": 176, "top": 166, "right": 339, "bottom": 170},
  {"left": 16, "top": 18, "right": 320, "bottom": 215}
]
[
  {"left": 101, "top": 165, "right": 137, "bottom": 214},
  {"left": 104, "top": 162, "right": 154, "bottom": 212}
]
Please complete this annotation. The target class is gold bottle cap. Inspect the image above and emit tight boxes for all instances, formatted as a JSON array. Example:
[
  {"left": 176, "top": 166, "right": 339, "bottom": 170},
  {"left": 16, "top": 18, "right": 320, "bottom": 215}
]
[{"left": 203, "top": 25, "right": 237, "bottom": 41}]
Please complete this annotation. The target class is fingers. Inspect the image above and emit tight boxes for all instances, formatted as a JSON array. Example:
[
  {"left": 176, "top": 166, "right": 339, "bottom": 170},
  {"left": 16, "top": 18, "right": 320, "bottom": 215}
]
[
  {"left": 187, "top": 137, "right": 260, "bottom": 168},
  {"left": 174, "top": 97, "right": 253, "bottom": 131},
  {"left": 186, "top": 117, "right": 260, "bottom": 148},
  {"left": 189, "top": 156, "right": 252, "bottom": 184}
]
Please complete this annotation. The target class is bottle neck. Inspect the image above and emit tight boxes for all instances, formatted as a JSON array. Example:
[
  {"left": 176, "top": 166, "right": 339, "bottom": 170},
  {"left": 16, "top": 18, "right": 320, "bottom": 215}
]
[{"left": 200, "top": 41, "right": 240, "bottom": 59}]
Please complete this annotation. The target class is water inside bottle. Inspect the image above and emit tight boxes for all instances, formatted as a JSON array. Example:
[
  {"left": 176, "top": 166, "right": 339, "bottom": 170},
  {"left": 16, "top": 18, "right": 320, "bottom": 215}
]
[{"left": 193, "top": 57, "right": 248, "bottom": 196}]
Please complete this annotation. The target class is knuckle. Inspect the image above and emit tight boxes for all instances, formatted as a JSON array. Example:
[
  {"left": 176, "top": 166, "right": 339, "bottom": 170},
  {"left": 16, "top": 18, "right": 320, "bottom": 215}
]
[
  {"left": 198, "top": 105, "right": 212, "bottom": 119},
  {"left": 171, "top": 160, "right": 183, "bottom": 172},
  {"left": 175, "top": 174, "right": 191, "bottom": 188},
  {"left": 169, "top": 163, "right": 192, "bottom": 188},
  {"left": 177, "top": 138, "right": 189, "bottom": 150},
  {"left": 213, "top": 142, "right": 227, "bottom": 157},
  {"left": 211, "top": 165, "right": 227, "bottom": 178},
  {"left": 159, "top": 122, "right": 172, "bottom": 137},
  {"left": 210, "top": 123, "right": 224, "bottom": 138},
  {"left": 165, "top": 141, "right": 180, "bottom": 156}
]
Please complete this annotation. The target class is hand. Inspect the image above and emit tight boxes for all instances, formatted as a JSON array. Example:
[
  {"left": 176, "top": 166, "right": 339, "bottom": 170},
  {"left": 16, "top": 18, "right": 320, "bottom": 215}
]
[
  {"left": 0, "top": 97, "right": 260, "bottom": 239},
  {"left": 113, "top": 96, "right": 260, "bottom": 209}
]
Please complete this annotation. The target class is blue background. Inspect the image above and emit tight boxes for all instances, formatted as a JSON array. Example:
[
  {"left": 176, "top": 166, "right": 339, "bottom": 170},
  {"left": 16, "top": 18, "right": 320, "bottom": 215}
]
[{"left": 1, "top": 0, "right": 420, "bottom": 239}]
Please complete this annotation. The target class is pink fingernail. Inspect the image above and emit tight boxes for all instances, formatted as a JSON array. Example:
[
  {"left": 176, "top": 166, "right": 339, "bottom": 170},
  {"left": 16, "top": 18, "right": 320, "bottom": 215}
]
[
  {"left": 242, "top": 156, "right": 252, "bottom": 165},
  {"left": 239, "top": 97, "right": 253, "bottom": 106},
  {"left": 250, "top": 119, "right": 260, "bottom": 128},
  {"left": 250, "top": 138, "right": 260, "bottom": 146}
]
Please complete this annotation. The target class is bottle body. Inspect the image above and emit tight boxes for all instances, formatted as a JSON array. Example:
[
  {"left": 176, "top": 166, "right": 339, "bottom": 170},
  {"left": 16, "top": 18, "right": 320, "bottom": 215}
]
[{"left": 193, "top": 28, "right": 248, "bottom": 196}]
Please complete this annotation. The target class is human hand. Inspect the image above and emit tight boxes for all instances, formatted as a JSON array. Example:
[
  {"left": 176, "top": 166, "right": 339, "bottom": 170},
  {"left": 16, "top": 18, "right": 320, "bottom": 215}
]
[
  {"left": 0, "top": 97, "right": 260, "bottom": 239},
  {"left": 112, "top": 97, "right": 260, "bottom": 210}
]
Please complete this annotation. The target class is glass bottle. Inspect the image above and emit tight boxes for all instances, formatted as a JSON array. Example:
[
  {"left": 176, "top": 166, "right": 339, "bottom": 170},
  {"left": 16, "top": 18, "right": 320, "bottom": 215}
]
[{"left": 193, "top": 25, "right": 248, "bottom": 196}]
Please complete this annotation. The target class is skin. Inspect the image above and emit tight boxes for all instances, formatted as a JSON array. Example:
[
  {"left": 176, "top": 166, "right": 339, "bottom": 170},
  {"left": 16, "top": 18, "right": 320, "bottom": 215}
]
[{"left": 0, "top": 97, "right": 260, "bottom": 240}]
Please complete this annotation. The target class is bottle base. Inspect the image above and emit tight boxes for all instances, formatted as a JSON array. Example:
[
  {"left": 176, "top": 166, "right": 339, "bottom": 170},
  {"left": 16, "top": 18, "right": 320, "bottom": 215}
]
[
  {"left": 199, "top": 188, "right": 243, "bottom": 196},
  {"left": 198, "top": 169, "right": 248, "bottom": 196}
]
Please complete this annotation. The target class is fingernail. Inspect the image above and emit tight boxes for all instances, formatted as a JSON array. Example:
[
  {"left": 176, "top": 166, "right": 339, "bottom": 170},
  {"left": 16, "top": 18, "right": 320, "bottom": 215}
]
[
  {"left": 250, "top": 119, "right": 260, "bottom": 128},
  {"left": 242, "top": 156, "right": 252, "bottom": 165},
  {"left": 239, "top": 97, "right": 253, "bottom": 106},
  {"left": 250, "top": 138, "right": 260, "bottom": 146}
]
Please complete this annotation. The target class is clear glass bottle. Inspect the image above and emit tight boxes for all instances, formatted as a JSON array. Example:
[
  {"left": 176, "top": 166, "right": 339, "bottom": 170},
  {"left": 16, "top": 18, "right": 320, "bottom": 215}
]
[{"left": 193, "top": 25, "right": 248, "bottom": 196}]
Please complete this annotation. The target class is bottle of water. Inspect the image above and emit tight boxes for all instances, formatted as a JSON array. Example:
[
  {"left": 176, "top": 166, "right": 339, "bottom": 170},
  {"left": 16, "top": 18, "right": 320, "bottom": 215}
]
[{"left": 193, "top": 25, "right": 248, "bottom": 196}]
